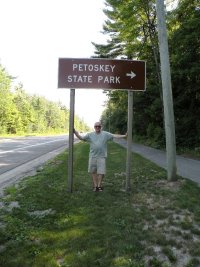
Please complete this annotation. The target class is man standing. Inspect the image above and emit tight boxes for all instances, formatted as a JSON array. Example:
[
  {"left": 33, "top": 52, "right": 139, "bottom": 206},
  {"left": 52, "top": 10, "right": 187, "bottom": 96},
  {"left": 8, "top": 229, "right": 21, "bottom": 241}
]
[{"left": 74, "top": 122, "right": 127, "bottom": 192}]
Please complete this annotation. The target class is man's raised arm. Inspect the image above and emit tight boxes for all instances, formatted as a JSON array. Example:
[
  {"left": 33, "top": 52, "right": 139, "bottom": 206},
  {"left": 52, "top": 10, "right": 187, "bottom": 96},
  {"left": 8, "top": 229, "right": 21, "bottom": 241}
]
[
  {"left": 73, "top": 129, "right": 84, "bottom": 141},
  {"left": 113, "top": 133, "right": 127, "bottom": 139}
]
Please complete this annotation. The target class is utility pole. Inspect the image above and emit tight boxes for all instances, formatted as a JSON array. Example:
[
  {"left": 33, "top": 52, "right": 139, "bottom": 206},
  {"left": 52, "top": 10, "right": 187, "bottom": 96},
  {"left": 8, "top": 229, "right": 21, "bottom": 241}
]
[{"left": 156, "top": 0, "right": 177, "bottom": 180}]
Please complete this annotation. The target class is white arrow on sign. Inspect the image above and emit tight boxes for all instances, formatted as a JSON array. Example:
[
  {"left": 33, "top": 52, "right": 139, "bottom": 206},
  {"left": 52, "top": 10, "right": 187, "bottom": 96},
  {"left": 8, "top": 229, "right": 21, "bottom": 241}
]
[{"left": 126, "top": 71, "right": 136, "bottom": 79}]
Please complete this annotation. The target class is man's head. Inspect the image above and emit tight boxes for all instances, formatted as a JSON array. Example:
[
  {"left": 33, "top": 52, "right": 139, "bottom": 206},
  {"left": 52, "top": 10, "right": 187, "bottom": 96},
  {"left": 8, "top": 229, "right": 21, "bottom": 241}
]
[{"left": 94, "top": 122, "right": 102, "bottom": 133}]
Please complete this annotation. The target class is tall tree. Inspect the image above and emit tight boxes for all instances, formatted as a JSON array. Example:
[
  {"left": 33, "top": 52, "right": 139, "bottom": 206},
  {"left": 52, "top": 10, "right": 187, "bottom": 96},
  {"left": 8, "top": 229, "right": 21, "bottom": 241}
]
[
  {"left": 94, "top": 0, "right": 200, "bottom": 149},
  {"left": 0, "top": 65, "right": 18, "bottom": 134},
  {"left": 13, "top": 84, "right": 35, "bottom": 133},
  {"left": 93, "top": 0, "right": 164, "bottom": 143},
  {"left": 170, "top": 0, "right": 200, "bottom": 147}
]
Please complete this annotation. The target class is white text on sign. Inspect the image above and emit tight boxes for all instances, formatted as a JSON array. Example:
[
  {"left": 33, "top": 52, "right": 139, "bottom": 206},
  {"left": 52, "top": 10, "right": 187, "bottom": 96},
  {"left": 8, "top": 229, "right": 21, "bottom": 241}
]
[
  {"left": 98, "top": 76, "right": 120, "bottom": 83},
  {"left": 66, "top": 63, "right": 121, "bottom": 84},
  {"left": 66, "top": 75, "right": 120, "bottom": 84},
  {"left": 72, "top": 64, "right": 116, "bottom": 72}
]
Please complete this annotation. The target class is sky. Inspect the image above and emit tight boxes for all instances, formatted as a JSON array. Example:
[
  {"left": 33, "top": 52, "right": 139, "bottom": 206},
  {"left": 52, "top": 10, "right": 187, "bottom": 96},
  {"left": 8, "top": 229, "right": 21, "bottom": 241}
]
[{"left": 0, "top": 0, "right": 109, "bottom": 127}]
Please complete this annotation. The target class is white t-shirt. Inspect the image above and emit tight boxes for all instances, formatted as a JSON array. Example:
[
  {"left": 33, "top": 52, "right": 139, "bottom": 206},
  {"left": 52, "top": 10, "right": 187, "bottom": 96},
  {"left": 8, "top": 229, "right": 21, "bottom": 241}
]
[{"left": 83, "top": 131, "right": 113, "bottom": 158}]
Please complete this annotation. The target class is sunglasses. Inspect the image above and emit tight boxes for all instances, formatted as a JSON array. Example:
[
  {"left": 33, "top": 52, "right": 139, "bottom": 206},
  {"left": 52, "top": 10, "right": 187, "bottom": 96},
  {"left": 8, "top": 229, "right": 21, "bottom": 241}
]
[{"left": 95, "top": 125, "right": 101, "bottom": 128}]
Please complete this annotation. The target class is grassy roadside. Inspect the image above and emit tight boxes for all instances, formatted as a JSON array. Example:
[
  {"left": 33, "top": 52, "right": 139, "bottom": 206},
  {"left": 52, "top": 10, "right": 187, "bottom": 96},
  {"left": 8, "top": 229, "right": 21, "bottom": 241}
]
[{"left": 0, "top": 142, "right": 200, "bottom": 267}]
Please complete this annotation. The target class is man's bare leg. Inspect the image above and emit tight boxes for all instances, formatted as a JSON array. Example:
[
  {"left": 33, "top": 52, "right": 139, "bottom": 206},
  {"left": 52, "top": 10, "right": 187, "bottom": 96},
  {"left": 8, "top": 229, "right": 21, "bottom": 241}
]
[
  {"left": 97, "top": 174, "right": 104, "bottom": 190},
  {"left": 91, "top": 173, "right": 104, "bottom": 191},
  {"left": 92, "top": 173, "right": 98, "bottom": 191}
]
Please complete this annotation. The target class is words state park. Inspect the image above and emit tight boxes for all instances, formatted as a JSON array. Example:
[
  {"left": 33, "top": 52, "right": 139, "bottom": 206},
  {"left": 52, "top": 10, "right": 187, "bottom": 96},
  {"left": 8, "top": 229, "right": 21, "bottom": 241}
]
[
  {"left": 66, "top": 63, "right": 120, "bottom": 84},
  {"left": 66, "top": 75, "right": 120, "bottom": 84}
]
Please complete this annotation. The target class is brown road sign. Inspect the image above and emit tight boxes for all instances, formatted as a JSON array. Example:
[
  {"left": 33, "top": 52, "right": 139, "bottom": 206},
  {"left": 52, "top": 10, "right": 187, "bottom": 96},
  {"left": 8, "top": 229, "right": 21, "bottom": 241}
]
[{"left": 58, "top": 58, "right": 146, "bottom": 91}]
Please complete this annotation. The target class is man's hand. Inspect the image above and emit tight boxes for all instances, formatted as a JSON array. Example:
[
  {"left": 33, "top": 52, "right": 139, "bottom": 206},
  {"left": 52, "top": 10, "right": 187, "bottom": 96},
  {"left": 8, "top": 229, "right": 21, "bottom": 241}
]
[
  {"left": 113, "top": 133, "right": 127, "bottom": 139},
  {"left": 73, "top": 129, "right": 84, "bottom": 141}
]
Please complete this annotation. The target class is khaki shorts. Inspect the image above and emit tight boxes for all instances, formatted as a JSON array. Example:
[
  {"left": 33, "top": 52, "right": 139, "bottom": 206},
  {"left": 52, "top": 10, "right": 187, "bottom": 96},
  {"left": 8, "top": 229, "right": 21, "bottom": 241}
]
[{"left": 88, "top": 157, "right": 106, "bottom": 174}]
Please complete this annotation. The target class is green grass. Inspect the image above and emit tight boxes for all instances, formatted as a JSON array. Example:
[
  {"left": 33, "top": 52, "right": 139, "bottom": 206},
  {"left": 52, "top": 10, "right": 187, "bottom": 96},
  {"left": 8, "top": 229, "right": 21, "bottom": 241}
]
[{"left": 0, "top": 142, "right": 200, "bottom": 267}]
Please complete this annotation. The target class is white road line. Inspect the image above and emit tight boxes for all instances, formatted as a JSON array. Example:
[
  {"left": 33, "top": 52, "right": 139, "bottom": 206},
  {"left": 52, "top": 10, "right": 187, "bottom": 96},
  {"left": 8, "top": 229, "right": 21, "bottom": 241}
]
[{"left": 0, "top": 138, "right": 68, "bottom": 155}]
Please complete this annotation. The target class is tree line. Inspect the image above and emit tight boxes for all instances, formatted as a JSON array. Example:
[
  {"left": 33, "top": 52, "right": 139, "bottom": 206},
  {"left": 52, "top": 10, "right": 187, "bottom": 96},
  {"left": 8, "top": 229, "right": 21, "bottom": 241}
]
[
  {"left": 0, "top": 65, "right": 89, "bottom": 135},
  {"left": 93, "top": 0, "right": 200, "bottom": 150}
]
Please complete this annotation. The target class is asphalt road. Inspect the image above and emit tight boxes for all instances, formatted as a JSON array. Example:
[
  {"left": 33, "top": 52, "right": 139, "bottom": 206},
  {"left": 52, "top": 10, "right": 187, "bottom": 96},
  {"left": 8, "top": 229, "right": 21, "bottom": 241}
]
[
  {"left": 115, "top": 139, "right": 200, "bottom": 186},
  {"left": 0, "top": 135, "right": 68, "bottom": 191}
]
